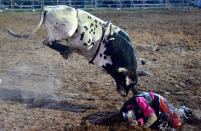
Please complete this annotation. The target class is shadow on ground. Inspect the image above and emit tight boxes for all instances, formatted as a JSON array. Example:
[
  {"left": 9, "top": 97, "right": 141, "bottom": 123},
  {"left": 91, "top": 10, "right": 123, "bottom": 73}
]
[
  {"left": 75, "top": 111, "right": 150, "bottom": 131},
  {"left": 0, "top": 88, "right": 97, "bottom": 113}
]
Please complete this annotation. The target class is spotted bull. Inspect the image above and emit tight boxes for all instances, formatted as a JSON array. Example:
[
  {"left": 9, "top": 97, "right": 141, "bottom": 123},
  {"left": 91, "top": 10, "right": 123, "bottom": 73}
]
[{"left": 4, "top": 5, "right": 151, "bottom": 97}]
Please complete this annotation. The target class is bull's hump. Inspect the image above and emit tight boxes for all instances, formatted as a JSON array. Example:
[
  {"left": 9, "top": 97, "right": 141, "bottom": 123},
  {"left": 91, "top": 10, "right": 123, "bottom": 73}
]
[
  {"left": 78, "top": 9, "right": 104, "bottom": 24},
  {"left": 76, "top": 10, "right": 105, "bottom": 50}
]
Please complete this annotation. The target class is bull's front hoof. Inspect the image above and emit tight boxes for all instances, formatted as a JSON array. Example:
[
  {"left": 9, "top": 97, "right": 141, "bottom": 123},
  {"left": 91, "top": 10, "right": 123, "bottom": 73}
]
[{"left": 117, "top": 85, "right": 127, "bottom": 97}]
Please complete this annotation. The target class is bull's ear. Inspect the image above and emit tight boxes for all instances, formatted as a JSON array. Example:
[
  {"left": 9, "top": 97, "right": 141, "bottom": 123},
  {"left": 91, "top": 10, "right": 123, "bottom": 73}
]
[{"left": 137, "top": 70, "right": 152, "bottom": 76}]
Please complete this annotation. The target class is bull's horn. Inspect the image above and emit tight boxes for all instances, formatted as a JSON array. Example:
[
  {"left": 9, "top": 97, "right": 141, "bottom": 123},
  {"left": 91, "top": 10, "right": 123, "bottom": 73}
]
[
  {"left": 117, "top": 67, "right": 128, "bottom": 73},
  {"left": 3, "top": 9, "right": 46, "bottom": 38},
  {"left": 137, "top": 70, "right": 152, "bottom": 76}
]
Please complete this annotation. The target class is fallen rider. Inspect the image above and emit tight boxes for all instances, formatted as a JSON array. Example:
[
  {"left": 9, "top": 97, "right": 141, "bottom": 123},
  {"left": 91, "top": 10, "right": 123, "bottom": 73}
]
[{"left": 119, "top": 91, "right": 196, "bottom": 130}]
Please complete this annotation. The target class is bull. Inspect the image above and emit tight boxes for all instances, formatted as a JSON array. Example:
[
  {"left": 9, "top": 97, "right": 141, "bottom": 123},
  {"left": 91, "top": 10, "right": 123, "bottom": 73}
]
[{"left": 4, "top": 5, "right": 151, "bottom": 97}]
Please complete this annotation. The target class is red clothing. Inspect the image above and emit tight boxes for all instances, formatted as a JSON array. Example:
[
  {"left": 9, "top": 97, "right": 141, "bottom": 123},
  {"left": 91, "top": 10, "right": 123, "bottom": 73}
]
[{"left": 120, "top": 92, "right": 174, "bottom": 126}]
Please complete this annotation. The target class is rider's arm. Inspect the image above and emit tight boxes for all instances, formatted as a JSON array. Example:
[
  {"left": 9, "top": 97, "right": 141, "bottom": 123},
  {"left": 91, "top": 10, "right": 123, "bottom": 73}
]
[
  {"left": 144, "top": 113, "right": 157, "bottom": 127},
  {"left": 136, "top": 97, "right": 158, "bottom": 127}
]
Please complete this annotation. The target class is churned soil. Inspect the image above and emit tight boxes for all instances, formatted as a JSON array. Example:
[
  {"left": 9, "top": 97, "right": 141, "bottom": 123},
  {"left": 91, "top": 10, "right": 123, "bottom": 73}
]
[{"left": 0, "top": 9, "right": 200, "bottom": 131}]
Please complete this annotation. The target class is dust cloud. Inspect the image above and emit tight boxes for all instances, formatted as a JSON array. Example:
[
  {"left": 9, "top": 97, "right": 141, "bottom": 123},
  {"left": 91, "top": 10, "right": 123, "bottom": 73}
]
[{"left": 0, "top": 63, "right": 62, "bottom": 108}]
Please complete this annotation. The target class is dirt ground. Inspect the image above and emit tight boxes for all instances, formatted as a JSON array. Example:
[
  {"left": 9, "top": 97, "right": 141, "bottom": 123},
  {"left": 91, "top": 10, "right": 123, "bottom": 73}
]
[{"left": 0, "top": 9, "right": 201, "bottom": 131}]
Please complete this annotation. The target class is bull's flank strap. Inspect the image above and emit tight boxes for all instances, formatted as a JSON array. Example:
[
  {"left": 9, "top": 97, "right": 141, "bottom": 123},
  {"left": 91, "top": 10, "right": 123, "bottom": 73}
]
[{"left": 89, "top": 22, "right": 110, "bottom": 64}]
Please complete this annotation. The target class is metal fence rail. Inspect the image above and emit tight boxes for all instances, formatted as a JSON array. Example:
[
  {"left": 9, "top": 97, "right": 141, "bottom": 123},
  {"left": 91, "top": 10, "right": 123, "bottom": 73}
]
[{"left": 0, "top": 0, "right": 200, "bottom": 11}]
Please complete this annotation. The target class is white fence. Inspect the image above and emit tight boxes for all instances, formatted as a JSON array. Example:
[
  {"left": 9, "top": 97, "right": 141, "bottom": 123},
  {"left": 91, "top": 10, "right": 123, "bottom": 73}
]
[{"left": 0, "top": 0, "right": 199, "bottom": 11}]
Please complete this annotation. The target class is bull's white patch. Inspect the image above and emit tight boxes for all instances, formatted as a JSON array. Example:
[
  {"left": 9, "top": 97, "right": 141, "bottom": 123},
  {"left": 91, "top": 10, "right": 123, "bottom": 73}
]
[
  {"left": 96, "top": 55, "right": 112, "bottom": 67},
  {"left": 125, "top": 76, "right": 131, "bottom": 86},
  {"left": 44, "top": 6, "right": 78, "bottom": 44},
  {"left": 93, "top": 41, "right": 113, "bottom": 67}
]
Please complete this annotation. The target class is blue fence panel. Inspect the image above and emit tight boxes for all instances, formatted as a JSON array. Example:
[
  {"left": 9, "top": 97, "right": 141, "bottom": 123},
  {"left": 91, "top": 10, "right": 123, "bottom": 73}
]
[{"left": 0, "top": 0, "right": 199, "bottom": 11}]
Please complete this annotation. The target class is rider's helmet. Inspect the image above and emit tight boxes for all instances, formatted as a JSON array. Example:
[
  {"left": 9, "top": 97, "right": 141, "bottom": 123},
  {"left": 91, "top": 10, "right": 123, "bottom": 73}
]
[{"left": 166, "top": 110, "right": 182, "bottom": 128}]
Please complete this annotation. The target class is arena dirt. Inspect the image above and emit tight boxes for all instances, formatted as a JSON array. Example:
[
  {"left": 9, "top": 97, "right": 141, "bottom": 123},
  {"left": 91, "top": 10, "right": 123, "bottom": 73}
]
[{"left": 0, "top": 9, "right": 201, "bottom": 131}]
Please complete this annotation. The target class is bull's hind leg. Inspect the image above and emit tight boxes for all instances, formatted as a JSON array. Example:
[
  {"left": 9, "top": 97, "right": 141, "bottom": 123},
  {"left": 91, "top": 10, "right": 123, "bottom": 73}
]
[
  {"left": 43, "top": 37, "right": 52, "bottom": 45},
  {"left": 43, "top": 37, "right": 62, "bottom": 45},
  {"left": 43, "top": 35, "right": 57, "bottom": 45},
  {"left": 45, "top": 41, "right": 72, "bottom": 59}
]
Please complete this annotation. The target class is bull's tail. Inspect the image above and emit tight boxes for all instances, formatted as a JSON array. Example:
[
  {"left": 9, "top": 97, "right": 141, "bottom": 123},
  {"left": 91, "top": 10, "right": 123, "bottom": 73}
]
[{"left": 3, "top": 9, "right": 47, "bottom": 38}]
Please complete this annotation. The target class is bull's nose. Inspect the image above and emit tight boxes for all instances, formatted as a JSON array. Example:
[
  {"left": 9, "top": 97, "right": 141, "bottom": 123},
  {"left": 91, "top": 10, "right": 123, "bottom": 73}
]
[
  {"left": 119, "top": 91, "right": 127, "bottom": 97},
  {"left": 117, "top": 85, "right": 127, "bottom": 97}
]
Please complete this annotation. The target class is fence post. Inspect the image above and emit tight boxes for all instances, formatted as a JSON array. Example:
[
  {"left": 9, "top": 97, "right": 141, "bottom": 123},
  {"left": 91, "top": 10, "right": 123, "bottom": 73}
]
[
  {"left": 143, "top": 0, "right": 145, "bottom": 9},
  {"left": 165, "top": 0, "right": 168, "bottom": 8},
  {"left": 41, "top": 0, "right": 44, "bottom": 10},
  {"left": 32, "top": 0, "right": 34, "bottom": 10},
  {"left": 11, "top": 0, "right": 13, "bottom": 12},
  {"left": 130, "top": 0, "right": 133, "bottom": 8},
  {"left": 181, "top": 0, "right": 183, "bottom": 8},
  {"left": 95, "top": 0, "right": 97, "bottom": 10},
  {"left": 187, "top": 0, "right": 189, "bottom": 8},
  {"left": 69, "top": 0, "right": 71, "bottom": 5},
  {"left": 119, "top": 0, "right": 122, "bottom": 9},
  {"left": 0, "top": 0, "right": 1, "bottom": 10}
]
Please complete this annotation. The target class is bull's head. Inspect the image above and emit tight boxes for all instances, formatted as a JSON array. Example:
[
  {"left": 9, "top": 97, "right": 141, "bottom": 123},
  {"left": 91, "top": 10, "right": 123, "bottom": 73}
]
[{"left": 117, "top": 67, "right": 151, "bottom": 97}]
